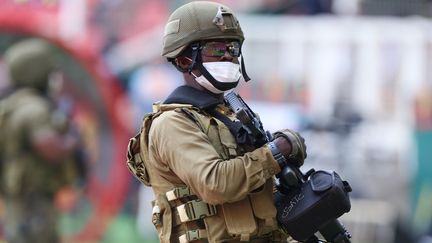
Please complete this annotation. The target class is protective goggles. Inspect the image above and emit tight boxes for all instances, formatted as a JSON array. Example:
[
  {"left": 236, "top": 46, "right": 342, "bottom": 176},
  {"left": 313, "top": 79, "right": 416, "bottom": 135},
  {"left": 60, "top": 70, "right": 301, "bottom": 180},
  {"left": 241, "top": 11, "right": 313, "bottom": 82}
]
[{"left": 201, "top": 41, "right": 241, "bottom": 57}]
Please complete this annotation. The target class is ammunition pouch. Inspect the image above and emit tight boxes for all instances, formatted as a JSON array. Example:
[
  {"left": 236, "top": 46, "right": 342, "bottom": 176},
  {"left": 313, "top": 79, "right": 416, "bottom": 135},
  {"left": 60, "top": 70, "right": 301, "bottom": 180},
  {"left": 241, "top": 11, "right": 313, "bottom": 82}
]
[{"left": 274, "top": 170, "right": 352, "bottom": 242}]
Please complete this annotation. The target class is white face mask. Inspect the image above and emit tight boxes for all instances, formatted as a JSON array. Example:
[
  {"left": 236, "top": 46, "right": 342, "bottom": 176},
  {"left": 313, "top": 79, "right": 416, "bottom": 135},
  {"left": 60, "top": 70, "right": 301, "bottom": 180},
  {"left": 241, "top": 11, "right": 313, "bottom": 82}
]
[{"left": 193, "top": 62, "right": 242, "bottom": 94}]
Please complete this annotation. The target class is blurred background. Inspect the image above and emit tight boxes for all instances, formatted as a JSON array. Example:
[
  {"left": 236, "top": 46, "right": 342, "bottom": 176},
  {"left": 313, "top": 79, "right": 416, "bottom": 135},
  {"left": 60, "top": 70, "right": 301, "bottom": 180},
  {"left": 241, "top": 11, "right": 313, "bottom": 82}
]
[{"left": 0, "top": 0, "right": 431, "bottom": 242}]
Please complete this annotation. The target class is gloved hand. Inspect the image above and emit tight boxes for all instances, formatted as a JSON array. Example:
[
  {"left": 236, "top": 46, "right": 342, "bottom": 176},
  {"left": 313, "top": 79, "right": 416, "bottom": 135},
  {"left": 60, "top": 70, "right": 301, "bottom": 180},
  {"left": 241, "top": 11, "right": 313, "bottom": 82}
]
[{"left": 272, "top": 129, "right": 307, "bottom": 167}]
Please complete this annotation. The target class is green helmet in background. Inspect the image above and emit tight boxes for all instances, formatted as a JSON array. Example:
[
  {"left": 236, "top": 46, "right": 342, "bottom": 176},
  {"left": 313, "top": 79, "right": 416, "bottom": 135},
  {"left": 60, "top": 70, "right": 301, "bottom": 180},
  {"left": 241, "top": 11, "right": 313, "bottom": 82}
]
[
  {"left": 4, "top": 38, "right": 55, "bottom": 91},
  {"left": 162, "top": 1, "right": 245, "bottom": 58}
]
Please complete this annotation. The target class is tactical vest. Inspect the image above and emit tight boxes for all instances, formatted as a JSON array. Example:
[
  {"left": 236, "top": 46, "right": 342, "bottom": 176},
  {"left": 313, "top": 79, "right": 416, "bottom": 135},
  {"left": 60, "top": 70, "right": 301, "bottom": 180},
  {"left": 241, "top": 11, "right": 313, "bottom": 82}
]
[{"left": 127, "top": 102, "right": 285, "bottom": 243}]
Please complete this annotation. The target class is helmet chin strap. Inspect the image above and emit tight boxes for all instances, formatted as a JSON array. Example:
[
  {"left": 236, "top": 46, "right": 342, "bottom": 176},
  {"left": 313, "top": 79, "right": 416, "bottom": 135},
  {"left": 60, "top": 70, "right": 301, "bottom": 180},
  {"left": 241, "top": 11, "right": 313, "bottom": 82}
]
[
  {"left": 240, "top": 50, "right": 251, "bottom": 82},
  {"left": 187, "top": 43, "right": 200, "bottom": 74}
]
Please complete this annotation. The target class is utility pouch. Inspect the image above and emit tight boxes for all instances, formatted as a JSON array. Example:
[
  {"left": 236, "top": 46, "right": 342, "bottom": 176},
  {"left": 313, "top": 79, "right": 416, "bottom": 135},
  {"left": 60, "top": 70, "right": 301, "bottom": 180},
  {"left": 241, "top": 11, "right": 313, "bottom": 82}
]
[
  {"left": 152, "top": 194, "right": 173, "bottom": 243},
  {"left": 126, "top": 133, "right": 151, "bottom": 186},
  {"left": 222, "top": 199, "right": 257, "bottom": 241},
  {"left": 216, "top": 120, "right": 238, "bottom": 158},
  {"left": 248, "top": 180, "right": 277, "bottom": 231},
  {"left": 275, "top": 170, "right": 352, "bottom": 242}
]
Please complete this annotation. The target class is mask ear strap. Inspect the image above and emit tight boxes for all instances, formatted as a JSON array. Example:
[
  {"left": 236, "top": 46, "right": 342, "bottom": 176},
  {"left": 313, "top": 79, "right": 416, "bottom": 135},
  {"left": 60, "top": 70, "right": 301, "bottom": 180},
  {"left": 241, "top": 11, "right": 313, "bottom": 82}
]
[{"left": 240, "top": 51, "right": 251, "bottom": 82}]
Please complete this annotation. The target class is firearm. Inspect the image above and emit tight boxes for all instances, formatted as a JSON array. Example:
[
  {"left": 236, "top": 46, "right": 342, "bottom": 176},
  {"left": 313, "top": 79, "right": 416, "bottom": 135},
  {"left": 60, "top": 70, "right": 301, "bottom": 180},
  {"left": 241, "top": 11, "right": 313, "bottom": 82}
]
[
  {"left": 224, "top": 91, "right": 271, "bottom": 147},
  {"left": 224, "top": 90, "right": 352, "bottom": 243}
]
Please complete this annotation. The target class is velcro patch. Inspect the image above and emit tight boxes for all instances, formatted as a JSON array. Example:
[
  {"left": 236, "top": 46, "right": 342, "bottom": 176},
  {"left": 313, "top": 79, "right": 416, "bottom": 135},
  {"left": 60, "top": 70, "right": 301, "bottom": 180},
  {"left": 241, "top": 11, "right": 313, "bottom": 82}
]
[{"left": 164, "top": 19, "right": 180, "bottom": 36}]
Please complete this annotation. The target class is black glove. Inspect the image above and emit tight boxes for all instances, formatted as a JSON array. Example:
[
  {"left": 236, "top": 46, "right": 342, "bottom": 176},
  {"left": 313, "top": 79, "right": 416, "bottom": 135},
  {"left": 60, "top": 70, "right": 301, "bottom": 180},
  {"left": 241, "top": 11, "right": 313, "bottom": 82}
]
[{"left": 272, "top": 129, "right": 307, "bottom": 167}]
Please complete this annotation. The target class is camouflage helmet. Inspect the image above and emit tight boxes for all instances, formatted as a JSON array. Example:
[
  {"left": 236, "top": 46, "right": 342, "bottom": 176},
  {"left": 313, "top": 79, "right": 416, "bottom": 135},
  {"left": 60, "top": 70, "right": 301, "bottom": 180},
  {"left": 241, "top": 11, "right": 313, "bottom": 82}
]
[
  {"left": 162, "top": 1, "right": 244, "bottom": 58},
  {"left": 4, "top": 38, "right": 55, "bottom": 90}
]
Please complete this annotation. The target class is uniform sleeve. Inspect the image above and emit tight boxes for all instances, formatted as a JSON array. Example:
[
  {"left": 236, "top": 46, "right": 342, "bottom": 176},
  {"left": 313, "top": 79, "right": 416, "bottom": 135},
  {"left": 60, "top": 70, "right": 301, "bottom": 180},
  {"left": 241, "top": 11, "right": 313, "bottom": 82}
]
[{"left": 149, "top": 110, "right": 281, "bottom": 205}]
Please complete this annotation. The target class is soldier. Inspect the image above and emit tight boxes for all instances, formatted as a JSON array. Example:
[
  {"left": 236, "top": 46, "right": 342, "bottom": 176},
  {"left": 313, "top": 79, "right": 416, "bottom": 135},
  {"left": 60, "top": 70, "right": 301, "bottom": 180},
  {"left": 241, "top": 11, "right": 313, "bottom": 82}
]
[
  {"left": 0, "top": 38, "right": 82, "bottom": 243},
  {"left": 127, "top": 1, "right": 307, "bottom": 242}
]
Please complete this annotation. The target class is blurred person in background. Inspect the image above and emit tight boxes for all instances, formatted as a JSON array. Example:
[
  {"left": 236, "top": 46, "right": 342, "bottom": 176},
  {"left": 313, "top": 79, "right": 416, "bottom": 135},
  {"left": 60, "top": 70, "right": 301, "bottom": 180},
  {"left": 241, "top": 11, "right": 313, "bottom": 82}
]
[
  {"left": 127, "top": 1, "right": 307, "bottom": 242},
  {"left": 0, "top": 38, "right": 85, "bottom": 243}
]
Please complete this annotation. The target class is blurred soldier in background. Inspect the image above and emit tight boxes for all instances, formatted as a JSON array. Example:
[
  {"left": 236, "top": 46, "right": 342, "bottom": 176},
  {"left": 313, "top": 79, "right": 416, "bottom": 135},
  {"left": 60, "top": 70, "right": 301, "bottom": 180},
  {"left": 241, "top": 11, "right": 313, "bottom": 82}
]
[
  {"left": 0, "top": 38, "right": 85, "bottom": 243},
  {"left": 127, "top": 1, "right": 307, "bottom": 242}
]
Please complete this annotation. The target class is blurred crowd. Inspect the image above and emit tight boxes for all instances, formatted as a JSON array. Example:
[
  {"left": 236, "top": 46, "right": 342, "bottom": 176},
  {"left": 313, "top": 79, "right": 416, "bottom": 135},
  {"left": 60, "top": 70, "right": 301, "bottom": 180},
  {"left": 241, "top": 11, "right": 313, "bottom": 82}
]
[{"left": 0, "top": 0, "right": 432, "bottom": 243}]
